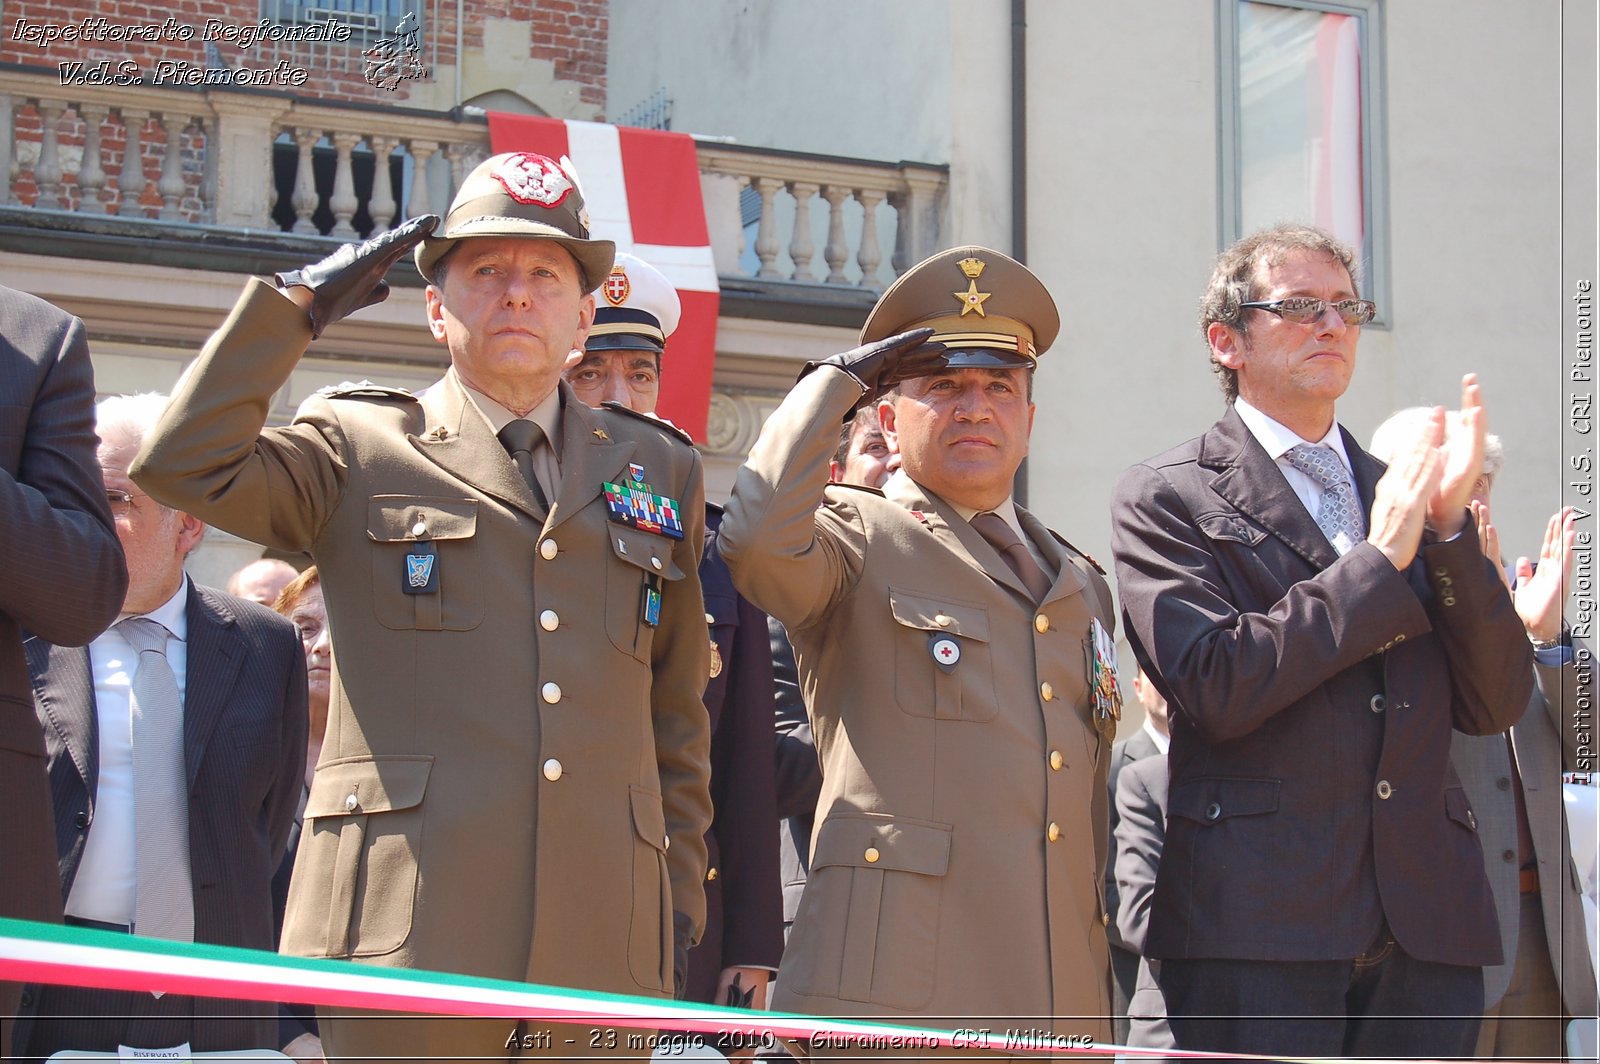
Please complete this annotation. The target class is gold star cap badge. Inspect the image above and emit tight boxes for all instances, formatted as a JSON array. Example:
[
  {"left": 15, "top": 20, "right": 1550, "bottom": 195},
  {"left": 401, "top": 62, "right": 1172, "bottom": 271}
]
[{"left": 861, "top": 245, "right": 1060, "bottom": 368}]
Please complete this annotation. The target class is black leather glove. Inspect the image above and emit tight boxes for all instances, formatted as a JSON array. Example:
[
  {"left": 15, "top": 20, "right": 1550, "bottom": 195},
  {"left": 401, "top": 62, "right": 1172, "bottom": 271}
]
[
  {"left": 799, "top": 328, "right": 946, "bottom": 412},
  {"left": 672, "top": 909, "right": 694, "bottom": 1000},
  {"left": 274, "top": 214, "right": 439, "bottom": 338}
]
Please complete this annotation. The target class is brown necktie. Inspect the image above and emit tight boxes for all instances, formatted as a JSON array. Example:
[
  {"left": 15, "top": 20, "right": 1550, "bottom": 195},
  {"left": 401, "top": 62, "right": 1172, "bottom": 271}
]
[
  {"left": 971, "top": 511, "right": 1053, "bottom": 603},
  {"left": 497, "top": 420, "right": 550, "bottom": 512}
]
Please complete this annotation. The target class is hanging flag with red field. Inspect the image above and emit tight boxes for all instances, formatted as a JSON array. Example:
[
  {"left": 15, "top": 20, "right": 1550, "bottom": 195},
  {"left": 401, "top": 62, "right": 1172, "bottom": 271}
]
[{"left": 488, "top": 113, "right": 718, "bottom": 442}]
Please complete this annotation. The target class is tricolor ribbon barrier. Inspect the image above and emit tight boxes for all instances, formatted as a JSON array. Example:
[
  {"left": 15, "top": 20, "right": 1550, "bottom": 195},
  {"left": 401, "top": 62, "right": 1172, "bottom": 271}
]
[{"left": 0, "top": 918, "right": 1456, "bottom": 1063}]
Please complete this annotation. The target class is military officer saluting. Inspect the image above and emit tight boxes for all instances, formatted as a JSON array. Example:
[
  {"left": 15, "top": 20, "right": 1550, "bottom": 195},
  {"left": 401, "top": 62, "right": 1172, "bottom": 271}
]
[
  {"left": 132, "top": 153, "right": 713, "bottom": 1063},
  {"left": 720, "top": 247, "right": 1120, "bottom": 1053}
]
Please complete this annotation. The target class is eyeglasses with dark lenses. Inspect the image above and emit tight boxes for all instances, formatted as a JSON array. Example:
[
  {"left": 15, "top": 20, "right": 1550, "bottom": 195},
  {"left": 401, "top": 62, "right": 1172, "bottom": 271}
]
[{"left": 1240, "top": 296, "right": 1377, "bottom": 326}]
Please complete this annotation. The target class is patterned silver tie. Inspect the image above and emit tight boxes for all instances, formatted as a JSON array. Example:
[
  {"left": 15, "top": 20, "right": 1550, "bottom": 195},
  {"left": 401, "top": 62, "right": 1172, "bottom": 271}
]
[
  {"left": 1286, "top": 443, "right": 1366, "bottom": 556},
  {"left": 116, "top": 616, "right": 195, "bottom": 943}
]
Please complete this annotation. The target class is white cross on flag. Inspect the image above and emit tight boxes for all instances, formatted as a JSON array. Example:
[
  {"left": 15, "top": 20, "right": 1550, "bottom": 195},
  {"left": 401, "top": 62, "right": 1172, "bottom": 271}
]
[{"left": 488, "top": 113, "right": 719, "bottom": 442}]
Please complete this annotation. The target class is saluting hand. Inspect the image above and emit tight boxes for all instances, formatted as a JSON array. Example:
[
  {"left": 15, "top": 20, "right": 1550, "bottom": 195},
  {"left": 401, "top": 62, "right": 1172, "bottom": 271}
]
[
  {"left": 801, "top": 328, "right": 947, "bottom": 411},
  {"left": 275, "top": 214, "right": 440, "bottom": 338}
]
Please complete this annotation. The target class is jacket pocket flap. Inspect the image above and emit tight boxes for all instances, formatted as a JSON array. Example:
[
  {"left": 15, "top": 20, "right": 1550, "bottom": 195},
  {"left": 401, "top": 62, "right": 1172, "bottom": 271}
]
[
  {"left": 887, "top": 590, "right": 990, "bottom": 643},
  {"left": 306, "top": 754, "right": 434, "bottom": 818},
  {"left": 1196, "top": 512, "right": 1268, "bottom": 546},
  {"left": 630, "top": 786, "right": 668, "bottom": 852},
  {"left": 609, "top": 525, "right": 685, "bottom": 580},
  {"left": 1444, "top": 785, "right": 1476, "bottom": 829},
  {"left": 1170, "top": 776, "right": 1281, "bottom": 825},
  {"left": 367, "top": 497, "right": 478, "bottom": 543},
  {"left": 812, "top": 814, "right": 953, "bottom": 876}
]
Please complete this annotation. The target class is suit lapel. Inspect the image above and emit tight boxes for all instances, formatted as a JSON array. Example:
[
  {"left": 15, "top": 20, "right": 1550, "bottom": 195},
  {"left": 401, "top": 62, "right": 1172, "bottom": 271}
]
[
  {"left": 410, "top": 371, "right": 549, "bottom": 524},
  {"left": 884, "top": 475, "right": 1034, "bottom": 602},
  {"left": 1204, "top": 406, "right": 1340, "bottom": 571},
  {"left": 182, "top": 584, "right": 242, "bottom": 792},
  {"left": 545, "top": 389, "right": 637, "bottom": 535},
  {"left": 27, "top": 637, "right": 97, "bottom": 795},
  {"left": 1342, "top": 425, "right": 1385, "bottom": 519}
]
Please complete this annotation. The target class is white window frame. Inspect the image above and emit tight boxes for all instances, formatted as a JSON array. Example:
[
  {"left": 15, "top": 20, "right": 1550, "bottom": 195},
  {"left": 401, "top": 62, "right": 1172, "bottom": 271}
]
[{"left": 1217, "top": 0, "right": 1390, "bottom": 325}]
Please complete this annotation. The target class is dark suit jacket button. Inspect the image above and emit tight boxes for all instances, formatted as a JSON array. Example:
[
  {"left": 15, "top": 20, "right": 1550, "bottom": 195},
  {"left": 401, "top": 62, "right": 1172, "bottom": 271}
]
[
  {"left": 1497, "top": 777, "right": 1512, "bottom": 791},
  {"left": 1369, "top": 694, "right": 1386, "bottom": 713},
  {"left": 20, "top": 989, "right": 31, "bottom": 1006},
  {"left": 74, "top": 811, "right": 88, "bottom": 829},
  {"left": 1204, "top": 802, "right": 1222, "bottom": 821},
  {"left": 1502, "top": 849, "right": 1517, "bottom": 862}
]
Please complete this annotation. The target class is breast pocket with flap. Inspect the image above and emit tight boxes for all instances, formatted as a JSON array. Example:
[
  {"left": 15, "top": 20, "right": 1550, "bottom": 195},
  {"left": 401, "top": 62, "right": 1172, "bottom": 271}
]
[
  {"left": 367, "top": 496, "right": 482, "bottom": 631},
  {"left": 605, "top": 524, "right": 686, "bottom": 663},
  {"left": 888, "top": 588, "right": 997, "bottom": 722}
]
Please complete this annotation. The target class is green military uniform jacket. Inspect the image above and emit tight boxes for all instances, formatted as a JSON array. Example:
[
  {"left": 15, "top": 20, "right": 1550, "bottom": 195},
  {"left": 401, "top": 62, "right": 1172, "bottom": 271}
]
[
  {"left": 132, "top": 280, "right": 712, "bottom": 1004},
  {"left": 719, "top": 367, "right": 1115, "bottom": 1045}
]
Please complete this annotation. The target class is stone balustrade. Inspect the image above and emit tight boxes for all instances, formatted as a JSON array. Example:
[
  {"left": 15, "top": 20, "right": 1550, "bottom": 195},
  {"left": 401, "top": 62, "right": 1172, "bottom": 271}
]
[{"left": 0, "top": 70, "right": 946, "bottom": 294}]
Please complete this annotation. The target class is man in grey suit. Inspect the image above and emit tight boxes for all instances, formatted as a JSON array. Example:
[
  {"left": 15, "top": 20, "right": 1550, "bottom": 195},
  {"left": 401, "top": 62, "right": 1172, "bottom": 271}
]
[
  {"left": 19, "top": 393, "right": 307, "bottom": 1059},
  {"left": 1372, "top": 413, "right": 1598, "bottom": 1059},
  {"left": 0, "top": 285, "right": 128, "bottom": 1058}
]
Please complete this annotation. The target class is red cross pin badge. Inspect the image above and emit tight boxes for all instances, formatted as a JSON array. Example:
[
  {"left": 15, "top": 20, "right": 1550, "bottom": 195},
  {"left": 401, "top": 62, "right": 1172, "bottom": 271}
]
[{"left": 931, "top": 637, "right": 960, "bottom": 666}]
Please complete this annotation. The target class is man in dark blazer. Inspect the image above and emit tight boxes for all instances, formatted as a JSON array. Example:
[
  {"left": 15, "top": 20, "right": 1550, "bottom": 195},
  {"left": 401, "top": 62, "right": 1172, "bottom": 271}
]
[
  {"left": 0, "top": 285, "right": 128, "bottom": 1058},
  {"left": 1110, "top": 224, "right": 1533, "bottom": 1058},
  {"left": 19, "top": 392, "right": 306, "bottom": 1059}
]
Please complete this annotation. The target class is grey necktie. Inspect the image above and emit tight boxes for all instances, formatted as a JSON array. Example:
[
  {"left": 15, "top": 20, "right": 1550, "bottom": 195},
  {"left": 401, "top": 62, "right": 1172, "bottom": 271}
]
[
  {"left": 498, "top": 420, "right": 550, "bottom": 512},
  {"left": 117, "top": 616, "right": 194, "bottom": 943},
  {"left": 971, "top": 511, "right": 1054, "bottom": 603},
  {"left": 1286, "top": 442, "right": 1366, "bottom": 556}
]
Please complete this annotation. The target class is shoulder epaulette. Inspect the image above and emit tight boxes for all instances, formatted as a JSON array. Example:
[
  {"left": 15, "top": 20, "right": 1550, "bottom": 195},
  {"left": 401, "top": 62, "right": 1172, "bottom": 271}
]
[
  {"left": 601, "top": 401, "right": 695, "bottom": 446},
  {"left": 1053, "top": 533, "right": 1107, "bottom": 576},
  {"left": 316, "top": 379, "right": 417, "bottom": 402},
  {"left": 823, "top": 482, "right": 887, "bottom": 498}
]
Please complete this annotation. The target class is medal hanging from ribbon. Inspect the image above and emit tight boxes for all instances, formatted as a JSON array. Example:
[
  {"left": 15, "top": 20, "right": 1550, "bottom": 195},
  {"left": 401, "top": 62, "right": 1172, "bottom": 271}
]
[{"left": 1088, "top": 618, "right": 1122, "bottom": 736}]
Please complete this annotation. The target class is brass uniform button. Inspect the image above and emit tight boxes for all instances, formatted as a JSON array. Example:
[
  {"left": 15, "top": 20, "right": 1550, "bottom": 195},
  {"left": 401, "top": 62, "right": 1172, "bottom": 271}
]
[
  {"left": 1049, "top": 750, "right": 1064, "bottom": 771},
  {"left": 651, "top": 556, "right": 663, "bottom": 571},
  {"left": 1035, "top": 614, "right": 1049, "bottom": 633},
  {"left": 1046, "top": 822, "right": 1061, "bottom": 843},
  {"left": 539, "top": 610, "right": 559, "bottom": 632},
  {"left": 344, "top": 793, "right": 359, "bottom": 812},
  {"left": 706, "top": 868, "right": 719, "bottom": 882},
  {"left": 1040, "top": 682, "right": 1054, "bottom": 702},
  {"left": 542, "top": 758, "right": 563, "bottom": 781},
  {"left": 935, "top": 613, "right": 952, "bottom": 627},
  {"left": 540, "top": 539, "right": 558, "bottom": 560},
  {"left": 864, "top": 847, "right": 881, "bottom": 863},
  {"left": 541, "top": 682, "right": 561, "bottom": 704}
]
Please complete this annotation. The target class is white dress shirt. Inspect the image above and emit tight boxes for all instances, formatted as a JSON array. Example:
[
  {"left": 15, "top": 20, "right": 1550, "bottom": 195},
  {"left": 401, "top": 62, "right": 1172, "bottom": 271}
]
[{"left": 66, "top": 578, "right": 190, "bottom": 926}]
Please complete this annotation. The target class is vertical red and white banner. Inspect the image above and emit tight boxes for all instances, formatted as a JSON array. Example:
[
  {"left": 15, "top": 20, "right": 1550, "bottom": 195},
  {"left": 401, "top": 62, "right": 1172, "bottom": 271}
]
[
  {"left": 488, "top": 113, "right": 719, "bottom": 442},
  {"left": 1312, "top": 13, "right": 1364, "bottom": 258}
]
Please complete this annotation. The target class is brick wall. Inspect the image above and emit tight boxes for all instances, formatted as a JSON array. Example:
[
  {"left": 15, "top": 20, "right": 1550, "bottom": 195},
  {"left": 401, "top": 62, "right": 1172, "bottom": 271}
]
[{"left": 1, "top": 0, "right": 607, "bottom": 221}]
